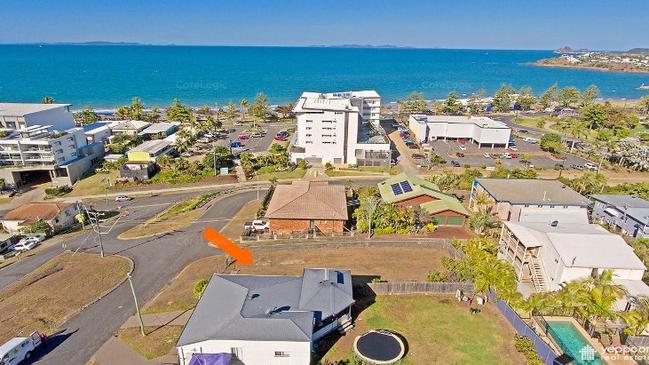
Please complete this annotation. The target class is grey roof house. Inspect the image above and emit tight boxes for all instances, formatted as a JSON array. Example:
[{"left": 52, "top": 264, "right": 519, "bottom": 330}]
[
  {"left": 590, "top": 194, "right": 649, "bottom": 238},
  {"left": 176, "top": 268, "right": 354, "bottom": 365}
]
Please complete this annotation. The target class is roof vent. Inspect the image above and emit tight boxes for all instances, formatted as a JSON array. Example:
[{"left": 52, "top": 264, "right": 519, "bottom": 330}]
[{"left": 550, "top": 220, "right": 559, "bottom": 227}]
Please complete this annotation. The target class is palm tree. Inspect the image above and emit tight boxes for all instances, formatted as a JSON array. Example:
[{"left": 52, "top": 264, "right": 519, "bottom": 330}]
[
  {"left": 239, "top": 99, "right": 249, "bottom": 122},
  {"left": 567, "top": 122, "right": 588, "bottom": 151},
  {"left": 41, "top": 96, "right": 55, "bottom": 104},
  {"left": 474, "top": 191, "right": 492, "bottom": 213},
  {"left": 624, "top": 296, "right": 649, "bottom": 335},
  {"left": 468, "top": 211, "right": 493, "bottom": 234}
]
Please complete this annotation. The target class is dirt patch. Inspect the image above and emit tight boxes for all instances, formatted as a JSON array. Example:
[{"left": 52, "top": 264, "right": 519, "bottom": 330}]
[
  {"left": 143, "top": 245, "right": 450, "bottom": 314},
  {"left": 0, "top": 252, "right": 131, "bottom": 343},
  {"left": 117, "top": 325, "right": 183, "bottom": 360}
]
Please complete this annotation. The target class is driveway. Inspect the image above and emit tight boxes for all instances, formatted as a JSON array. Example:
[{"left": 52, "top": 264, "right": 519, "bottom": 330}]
[{"left": 3, "top": 190, "right": 260, "bottom": 365}]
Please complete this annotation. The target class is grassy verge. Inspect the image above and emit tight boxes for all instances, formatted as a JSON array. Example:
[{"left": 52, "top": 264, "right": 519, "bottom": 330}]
[
  {"left": 319, "top": 295, "right": 524, "bottom": 365},
  {"left": 67, "top": 170, "right": 119, "bottom": 197},
  {"left": 117, "top": 325, "right": 183, "bottom": 360},
  {"left": 119, "top": 193, "right": 215, "bottom": 239},
  {"left": 143, "top": 246, "right": 449, "bottom": 314},
  {"left": 326, "top": 165, "right": 401, "bottom": 177},
  {"left": 254, "top": 167, "right": 307, "bottom": 181},
  {"left": 219, "top": 199, "right": 262, "bottom": 240},
  {"left": 0, "top": 252, "right": 130, "bottom": 343}
]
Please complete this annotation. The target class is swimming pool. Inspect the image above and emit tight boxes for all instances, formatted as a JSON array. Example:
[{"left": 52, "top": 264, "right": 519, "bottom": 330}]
[{"left": 546, "top": 320, "right": 604, "bottom": 365}]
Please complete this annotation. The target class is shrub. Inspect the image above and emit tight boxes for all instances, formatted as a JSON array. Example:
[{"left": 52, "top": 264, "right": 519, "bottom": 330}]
[
  {"left": 45, "top": 185, "right": 72, "bottom": 197},
  {"left": 373, "top": 226, "right": 395, "bottom": 235},
  {"left": 422, "top": 223, "right": 438, "bottom": 233},
  {"left": 426, "top": 270, "right": 448, "bottom": 282},
  {"left": 296, "top": 159, "right": 309, "bottom": 170},
  {"left": 325, "top": 162, "right": 334, "bottom": 171},
  {"left": 514, "top": 335, "right": 544, "bottom": 365},
  {"left": 193, "top": 279, "right": 209, "bottom": 299}
]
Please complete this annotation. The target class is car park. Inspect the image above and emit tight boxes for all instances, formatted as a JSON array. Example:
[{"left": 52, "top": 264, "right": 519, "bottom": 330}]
[{"left": 115, "top": 195, "right": 132, "bottom": 202}]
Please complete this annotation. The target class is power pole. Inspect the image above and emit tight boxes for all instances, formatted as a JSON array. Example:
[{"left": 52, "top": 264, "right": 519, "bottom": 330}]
[
  {"left": 127, "top": 273, "right": 146, "bottom": 337},
  {"left": 213, "top": 148, "right": 217, "bottom": 176},
  {"left": 84, "top": 206, "right": 105, "bottom": 258}
]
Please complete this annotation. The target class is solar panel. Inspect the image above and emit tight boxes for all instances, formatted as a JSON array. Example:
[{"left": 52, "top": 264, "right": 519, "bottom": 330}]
[
  {"left": 391, "top": 183, "right": 403, "bottom": 195},
  {"left": 400, "top": 181, "right": 413, "bottom": 193}
]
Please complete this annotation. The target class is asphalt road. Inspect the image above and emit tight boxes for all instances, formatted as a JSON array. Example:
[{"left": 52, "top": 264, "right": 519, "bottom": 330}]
[{"left": 1, "top": 190, "right": 260, "bottom": 365}]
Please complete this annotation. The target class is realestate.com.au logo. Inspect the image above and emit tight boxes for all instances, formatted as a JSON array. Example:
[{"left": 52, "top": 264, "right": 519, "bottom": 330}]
[{"left": 581, "top": 344, "right": 649, "bottom": 361}]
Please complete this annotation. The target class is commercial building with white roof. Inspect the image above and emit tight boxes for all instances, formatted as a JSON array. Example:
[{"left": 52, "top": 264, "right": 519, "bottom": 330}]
[
  {"left": 408, "top": 114, "right": 511, "bottom": 148},
  {"left": 0, "top": 103, "right": 74, "bottom": 131},
  {"left": 498, "top": 220, "right": 649, "bottom": 305},
  {"left": 290, "top": 90, "right": 390, "bottom": 166}
]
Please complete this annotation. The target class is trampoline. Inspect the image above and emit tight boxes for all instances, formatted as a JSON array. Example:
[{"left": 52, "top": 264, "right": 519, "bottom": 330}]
[{"left": 353, "top": 329, "right": 406, "bottom": 364}]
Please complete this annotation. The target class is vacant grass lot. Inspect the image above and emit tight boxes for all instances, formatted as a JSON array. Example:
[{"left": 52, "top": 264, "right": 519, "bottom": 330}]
[
  {"left": 67, "top": 170, "right": 119, "bottom": 197},
  {"left": 117, "top": 325, "right": 183, "bottom": 360},
  {"left": 319, "top": 295, "right": 525, "bottom": 365},
  {"left": 143, "top": 245, "right": 449, "bottom": 314},
  {"left": 254, "top": 167, "right": 307, "bottom": 181},
  {"left": 0, "top": 252, "right": 130, "bottom": 343},
  {"left": 326, "top": 166, "right": 401, "bottom": 177}
]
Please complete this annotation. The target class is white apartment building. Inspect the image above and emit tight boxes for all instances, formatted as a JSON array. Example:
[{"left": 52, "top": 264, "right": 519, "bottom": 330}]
[
  {"left": 0, "top": 103, "right": 74, "bottom": 131},
  {"left": 290, "top": 91, "right": 390, "bottom": 166},
  {"left": 408, "top": 114, "right": 511, "bottom": 148},
  {"left": 0, "top": 125, "right": 103, "bottom": 187}
]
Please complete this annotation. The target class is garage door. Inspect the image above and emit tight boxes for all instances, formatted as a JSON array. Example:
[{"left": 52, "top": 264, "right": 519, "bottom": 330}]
[{"left": 446, "top": 216, "right": 464, "bottom": 226}]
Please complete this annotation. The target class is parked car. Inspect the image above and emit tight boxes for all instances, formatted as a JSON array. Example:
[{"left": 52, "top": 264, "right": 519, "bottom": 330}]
[
  {"left": 523, "top": 137, "right": 538, "bottom": 144},
  {"left": 0, "top": 332, "right": 44, "bottom": 364},
  {"left": 571, "top": 164, "right": 584, "bottom": 170},
  {"left": 584, "top": 162, "right": 599, "bottom": 171},
  {"left": 251, "top": 132, "right": 263, "bottom": 138},
  {"left": 274, "top": 135, "right": 287, "bottom": 141},
  {"left": 12, "top": 237, "right": 42, "bottom": 252},
  {"left": 180, "top": 152, "right": 193, "bottom": 158},
  {"left": 483, "top": 152, "right": 492, "bottom": 158},
  {"left": 511, "top": 153, "right": 519, "bottom": 159},
  {"left": 115, "top": 195, "right": 132, "bottom": 202},
  {"left": 518, "top": 129, "right": 529, "bottom": 134},
  {"left": 501, "top": 153, "right": 512, "bottom": 159},
  {"left": 406, "top": 143, "right": 419, "bottom": 150},
  {"left": 244, "top": 220, "right": 269, "bottom": 232},
  {"left": 509, "top": 145, "right": 518, "bottom": 151},
  {"left": 237, "top": 134, "right": 250, "bottom": 140},
  {"left": 391, "top": 122, "right": 400, "bottom": 128},
  {"left": 456, "top": 152, "right": 465, "bottom": 158},
  {"left": 451, "top": 160, "right": 461, "bottom": 167},
  {"left": 230, "top": 141, "right": 243, "bottom": 148},
  {"left": 458, "top": 145, "right": 467, "bottom": 151},
  {"left": 411, "top": 153, "right": 426, "bottom": 160}
]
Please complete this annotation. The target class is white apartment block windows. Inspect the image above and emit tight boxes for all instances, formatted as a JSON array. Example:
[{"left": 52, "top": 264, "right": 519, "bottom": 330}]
[
  {"left": 306, "top": 134, "right": 312, "bottom": 137},
  {"left": 306, "top": 127, "right": 312, "bottom": 130},
  {"left": 305, "top": 141, "right": 313, "bottom": 144},
  {"left": 274, "top": 351, "right": 290, "bottom": 358}
]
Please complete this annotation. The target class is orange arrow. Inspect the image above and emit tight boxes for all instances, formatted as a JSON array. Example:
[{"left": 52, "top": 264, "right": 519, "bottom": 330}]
[{"left": 202, "top": 227, "right": 254, "bottom": 265}]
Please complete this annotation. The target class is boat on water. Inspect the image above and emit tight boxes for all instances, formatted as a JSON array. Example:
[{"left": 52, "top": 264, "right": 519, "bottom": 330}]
[{"left": 639, "top": 83, "right": 649, "bottom": 90}]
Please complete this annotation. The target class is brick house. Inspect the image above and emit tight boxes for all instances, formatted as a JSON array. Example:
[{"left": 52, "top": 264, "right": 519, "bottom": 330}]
[
  {"left": 1, "top": 202, "right": 77, "bottom": 234},
  {"left": 378, "top": 173, "right": 469, "bottom": 226},
  {"left": 265, "top": 180, "right": 348, "bottom": 234}
]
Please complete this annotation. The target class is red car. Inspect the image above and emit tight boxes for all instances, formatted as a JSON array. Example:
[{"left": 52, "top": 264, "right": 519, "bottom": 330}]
[
  {"left": 238, "top": 134, "right": 250, "bottom": 140},
  {"left": 274, "top": 134, "right": 288, "bottom": 141}
]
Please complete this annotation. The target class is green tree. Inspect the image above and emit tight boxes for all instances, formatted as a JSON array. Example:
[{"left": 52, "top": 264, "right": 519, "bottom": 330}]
[
  {"left": 74, "top": 107, "right": 99, "bottom": 125},
  {"left": 567, "top": 122, "right": 588, "bottom": 151},
  {"left": 239, "top": 99, "right": 249, "bottom": 121},
  {"left": 225, "top": 101, "right": 238, "bottom": 122},
  {"left": 581, "top": 84, "right": 600, "bottom": 106},
  {"left": 539, "top": 133, "right": 564, "bottom": 154},
  {"left": 492, "top": 84, "right": 515, "bottom": 112},
  {"left": 539, "top": 83, "right": 558, "bottom": 109},
  {"left": 167, "top": 98, "right": 194, "bottom": 123},
  {"left": 203, "top": 146, "right": 233, "bottom": 170},
  {"left": 516, "top": 87, "right": 536, "bottom": 111},
  {"left": 248, "top": 92, "right": 271, "bottom": 122},
  {"left": 467, "top": 90, "right": 486, "bottom": 114},
  {"left": 557, "top": 87, "right": 581, "bottom": 108},
  {"left": 581, "top": 103, "right": 607, "bottom": 130},
  {"left": 398, "top": 91, "right": 428, "bottom": 113},
  {"left": 24, "top": 220, "right": 53, "bottom": 236},
  {"left": 429, "top": 154, "right": 447, "bottom": 167},
  {"left": 624, "top": 296, "right": 649, "bottom": 335},
  {"left": 442, "top": 91, "right": 463, "bottom": 115},
  {"left": 468, "top": 211, "right": 493, "bottom": 234},
  {"left": 41, "top": 96, "right": 55, "bottom": 104},
  {"left": 567, "top": 171, "right": 607, "bottom": 195}
]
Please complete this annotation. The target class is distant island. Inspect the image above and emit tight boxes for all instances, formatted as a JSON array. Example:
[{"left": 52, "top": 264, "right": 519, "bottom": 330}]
[
  {"left": 535, "top": 47, "right": 649, "bottom": 74},
  {"left": 308, "top": 44, "right": 415, "bottom": 49}
]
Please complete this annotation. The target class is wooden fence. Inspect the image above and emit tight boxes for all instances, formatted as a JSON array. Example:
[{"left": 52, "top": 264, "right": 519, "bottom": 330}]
[{"left": 363, "top": 281, "right": 474, "bottom": 295}]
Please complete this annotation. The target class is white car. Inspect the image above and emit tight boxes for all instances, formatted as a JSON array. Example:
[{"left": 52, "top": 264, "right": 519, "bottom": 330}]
[
  {"left": 509, "top": 145, "right": 518, "bottom": 151},
  {"left": 0, "top": 332, "right": 43, "bottom": 365},
  {"left": 12, "top": 237, "right": 41, "bottom": 251},
  {"left": 458, "top": 145, "right": 467, "bottom": 151},
  {"left": 115, "top": 195, "right": 132, "bottom": 202},
  {"left": 483, "top": 152, "right": 491, "bottom": 158},
  {"left": 523, "top": 137, "right": 538, "bottom": 144},
  {"left": 584, "top": 162, "right": 599, "bottom": 171},
  {"left": 251, "top": 220, "right": 269, "bottom": 231}
]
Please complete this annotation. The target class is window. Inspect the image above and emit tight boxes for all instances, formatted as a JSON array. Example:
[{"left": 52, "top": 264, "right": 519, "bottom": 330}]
[
  {"left": 306, "top": 127, "right": 312, "bottom": 130},
  {"left": 306, "top": 134, "right": 312, "bottom": 137},
  {"left": 306, "top": 119, "right": 313, "bottom": 123},
  {"left": 305, "top": 141, "right": 313, "bottom": 144},
  {"left": 274, "top": 351, "right": 290, "bottom": 357}
]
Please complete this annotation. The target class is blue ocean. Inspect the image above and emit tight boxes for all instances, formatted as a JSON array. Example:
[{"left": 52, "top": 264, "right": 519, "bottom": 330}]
[{"left": 1, "top": 45, "right": 648, "bottom": 108}]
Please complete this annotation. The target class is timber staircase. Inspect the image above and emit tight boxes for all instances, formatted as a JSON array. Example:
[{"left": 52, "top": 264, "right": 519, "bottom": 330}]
[{"left": 529, "top": 257, "right": 548, "bottom": 292}]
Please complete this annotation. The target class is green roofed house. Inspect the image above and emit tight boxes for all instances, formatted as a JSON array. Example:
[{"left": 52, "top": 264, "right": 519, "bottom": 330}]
[{"left": 378, "top": 173, "right": 469, "bottom": 226}]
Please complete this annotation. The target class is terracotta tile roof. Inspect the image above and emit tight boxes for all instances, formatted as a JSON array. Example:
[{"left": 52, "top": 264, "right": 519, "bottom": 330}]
[
  {"left": 265, "top": 181, "right": 348, "bottom": 220},
  {"left": 3, "top": 202, "right": 71, "bottom": 221}
]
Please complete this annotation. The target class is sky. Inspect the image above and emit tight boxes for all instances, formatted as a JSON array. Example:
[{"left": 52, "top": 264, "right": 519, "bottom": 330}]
[{"left": 0, "top": 0, "right": 646, "bottom": 50}]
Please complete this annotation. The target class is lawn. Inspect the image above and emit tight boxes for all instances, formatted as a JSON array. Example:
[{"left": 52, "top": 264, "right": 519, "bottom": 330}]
[
  {"left": 143, "top": 245, "right": 449, "bottom": 314},
  {"left": 254, "top": 167, "right": 307, "bottom": 181},
  {"left": 319, "top": 295, "right": 525, "bottom": 365},
  {"left": 67, "top": 170, "right": 119, "bottom": 197},
  {"left": 117, "top": 325, "right": 183, "bottom": 360},
  {"left": 326, "top": 166, "right": 401, "bottom": 177},
  {"left": 119, "top": 193, "right": 215, "bottom": 239},
  {"left": 0, "top": 252, "right": 130, "bottom": 343}
]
